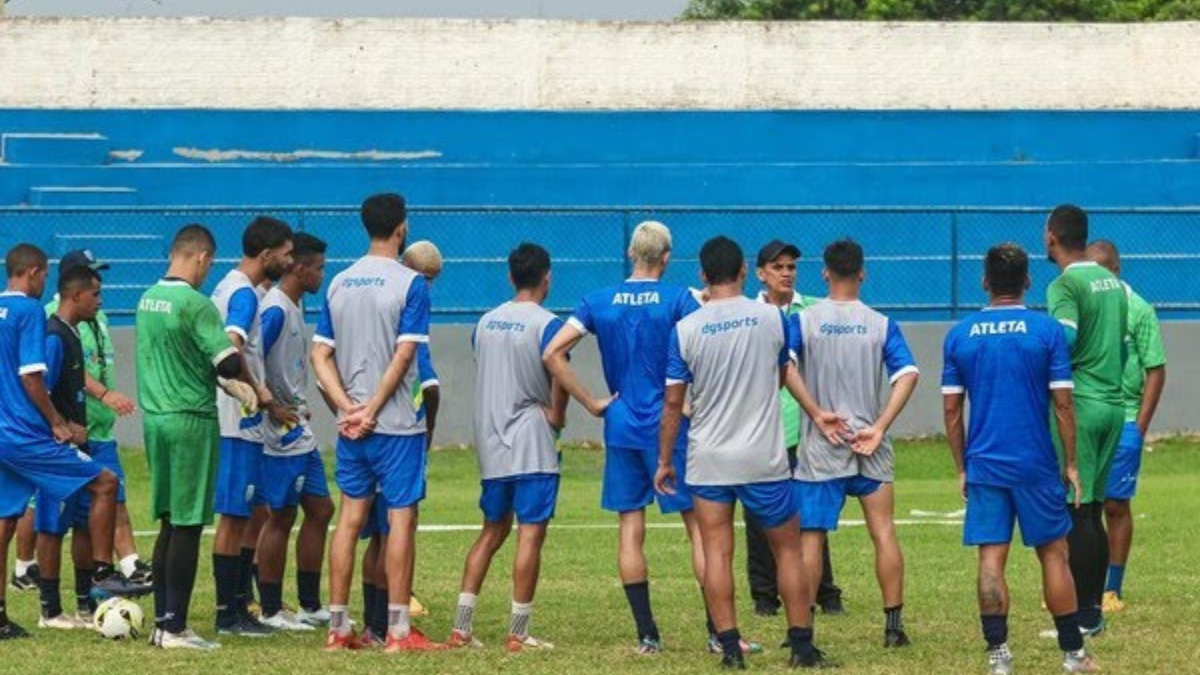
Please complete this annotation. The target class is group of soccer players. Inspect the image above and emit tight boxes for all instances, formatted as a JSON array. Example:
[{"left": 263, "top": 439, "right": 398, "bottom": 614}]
[{"left": 0, "top": 196, "right": 1165, "bottom": 674}]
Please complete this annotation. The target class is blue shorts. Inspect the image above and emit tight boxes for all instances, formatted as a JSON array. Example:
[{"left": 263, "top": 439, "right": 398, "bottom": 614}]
[
  {"left": 480, "top": 474, "right": 560, "bottom": 525},
  {"left": 964, "top": 482, "right": 1072, "bottom": 548},
  {"left": 260, "top": 451, "right": 331, "bottom": 510},
  {"left": 360, "top": 490, "right": 390, "bottom": 539},
  {"left": 794, "top": 475, "right": 885, "bottom": 532},
  {"left": 691, "top": 480, "right": 796, "bottom": 529},
  {"left": 1105, "top": 422, "right": 1143, "bottom": 501},
  {"left": 35, "top": 486, "right": 90, "bottom": 535},
  {"left": 214, "top": 438, "right": 264, "bottom": 518},
  {"left": 89, "top": 440, "right": 126, "bottom": 504},
  {"left": 336, "top": 433, "right": 426, "bottom": 509},
  {"left": 602, "top": 445, "right": 692, "bottom": 515},
  {"left": 0, "top": 440, "right": 101, "bottom": 520}
]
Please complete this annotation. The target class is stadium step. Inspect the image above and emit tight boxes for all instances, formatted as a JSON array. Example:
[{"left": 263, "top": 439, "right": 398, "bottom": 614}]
[
  {"left": 28, "top": 186, "right": 139, "bottom": 206},
  {"left": 1, "top": 132, "right": 112, "bottom": 165}
]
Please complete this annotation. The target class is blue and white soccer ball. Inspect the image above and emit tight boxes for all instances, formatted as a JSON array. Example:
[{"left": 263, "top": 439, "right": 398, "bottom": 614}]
[{"left": 93, "top": 597, "right": 145, "bottom": 640}]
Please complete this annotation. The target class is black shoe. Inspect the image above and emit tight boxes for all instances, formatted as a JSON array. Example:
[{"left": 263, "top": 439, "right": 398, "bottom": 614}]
[
  {"left": 10, "top": 564, "right": 39, "bottom": 592},
  {"left": 0, "top": 620, "right": 32, "bottom": 640},
  {"left": 754, "top": 600, "right": 781, "bottom": 618},
  {"left": 128, "top": 560, "right": 153, "bottom": 586},
  {"left": 215, "top": 613, "right": 275, "bottom": 638},
  {"left": 884, "top": 628, "right": 911, "bottom": 648},
  {"left": 818, "top": 595, "right": 845, "bottom": 616},
  {"left": 91, "top": 569, "right": 153, "bottom": 600},
  {"left": 789, "top": 647, "right": 836, "bottom": 669},
  {"left": 720, "top": 653, "right": 747, "bottom": 670}
]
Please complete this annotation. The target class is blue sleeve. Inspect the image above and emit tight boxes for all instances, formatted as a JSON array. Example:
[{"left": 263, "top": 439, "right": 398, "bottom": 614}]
[
  {"left": 397, "top": 276, "right": 431, "bottom": 342},
  {"left": 225, "top": 287, "right": 258, "bottom": 339},
  {"left": 540, "top": 316, "right": 565, "bottom": 356},
  {"left": 787, "top": 312, "right": 803, "bottom": 363},
  {"left": 883, "top": 319, "right": 918, "bottom": 381},
  {"left": 259, "top": 306, "right": 285, "bottom": 357},
  {"left": 44, "top": 333, "right": 63, "bottom": 390},
  {"left": 1048, "top": 322, "right": 1074, "bottom": 388},
  {"left": 665, "top": 326, "right": 692, "bottom": 384},
  {"left": 777, "top": 309, "right": 790, "bottom": 367},
  {"left": 18, "top": 305, "right": 47, "bottom": 375},
  {"left": 569, "top": 295, "right": 594, "bottom": 334},
  {"left": 676, "top": 289, "right": 701, "bottom": 321},
  {"left": 940, "top": 329, "right": 963, "bottom": 392},
  {"left": 314, "top": 300, "right": 334, "bottom": 345},
  {"left": 417, "top": 343, "right": 439, "bottom": 387}
]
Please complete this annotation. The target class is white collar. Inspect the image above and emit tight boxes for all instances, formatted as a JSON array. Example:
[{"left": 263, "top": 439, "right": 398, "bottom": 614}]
[
  {"left": 1065, "top": 261, "right": 1099, "bottom": 271},
  {"left": 982, "top": 305, "right": 1027, "bottom": 311}
]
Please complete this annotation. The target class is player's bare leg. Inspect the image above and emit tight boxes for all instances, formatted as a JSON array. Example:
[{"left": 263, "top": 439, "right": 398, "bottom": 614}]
[
  {"left": 506, "top": 522, "right": 551, "bottom": 652},
  {"left": 765, "top": 514, "right": 826, "bottom": 667},
  {"left": 693, "top": 497, "right": 744, "bottom": 666},
  {"left": 258, "top": 505, "right": 307, "bottom": 629},
  {"left": 325, "top": 494, "right": 371, "bottom": 648},
  {"left": 1103, "top": 498, "right": 1132, "bottom": 610},
  {"left": 84, "top": 470, "right": 119, "bottom": 568},
  {"left": 1038, "top": 538, "right": 1098, "bottom": 673},
  {"left": 447, "top": 514, "right": 511, "bottom": 648},
  {"left": 977, "top": 544, "right": 1013, "bottom": 674},
  {"left": 861, "top": 484, "right": 908, "bottom": 647},
  {"left": 382, "top": 505, "right": 441, "bottom": 651},
  {"left": 800, "top": 530, "right": 826, "bottom": 610}
]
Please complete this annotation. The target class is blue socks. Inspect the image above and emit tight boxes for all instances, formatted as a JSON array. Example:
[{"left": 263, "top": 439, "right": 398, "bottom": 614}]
[{"left": 1105, "top": 564, "right": 1125, "bottom": 596}]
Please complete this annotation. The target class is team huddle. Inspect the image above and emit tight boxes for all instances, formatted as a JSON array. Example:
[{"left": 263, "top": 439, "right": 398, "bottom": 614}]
[{"left": 0, "top": 196, "right": 1165, "bottom": 674}]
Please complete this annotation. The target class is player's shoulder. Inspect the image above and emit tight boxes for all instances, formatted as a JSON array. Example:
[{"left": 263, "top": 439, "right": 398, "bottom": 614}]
[{"left": 260, "top": 286, "right": 288, "bottom": 310}]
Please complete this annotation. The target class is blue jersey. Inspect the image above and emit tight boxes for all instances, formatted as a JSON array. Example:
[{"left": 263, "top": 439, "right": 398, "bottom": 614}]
[
  {"left": 0, "top": 292, "right": 54, "bottom": 446},
  {"left": 941, "top": 305, "right": 1074, "bottom": 488},
  {"left": 567, "top": 279, "right": 700, "bottom": 450}
]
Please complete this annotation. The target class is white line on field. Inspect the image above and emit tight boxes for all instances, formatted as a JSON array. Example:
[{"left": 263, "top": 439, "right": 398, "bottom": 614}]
[{"left": 130, "top": 518, "right": 961, "bottom": 538}]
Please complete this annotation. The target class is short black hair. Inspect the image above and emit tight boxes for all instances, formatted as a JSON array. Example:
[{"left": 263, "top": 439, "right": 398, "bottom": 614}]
[
  {"left": 985, "top": 243, "right": 1028, "bottom": 298},
  {"left": 292, "top": 232, "right": 328, "bottom": 264},
  {"left": 699, "top": 236, "right": 744, "bottom": 286},
  {"left": 1047, "top": 204, "right": 1088, "bottom": 252},
  {"left": 508, "top": 242, "right": 551, "bottom": 290},
  {"left": 823, "top": 238, "right": 864, "bottom": 278},
  {"left": 243, "top": 216, "right": 293, "bottom": 257},
  {"left": 6, "top": 244, "right": 48, "bottom": 279},
  {"left": 361, "top": 193, "right": 407, "bottom": 241},
  {"left": 171, "top": 224, "right": 216, "bottom": 256},
  {"left": 58, "top": 264, "right": 100, "bottom": 296}
]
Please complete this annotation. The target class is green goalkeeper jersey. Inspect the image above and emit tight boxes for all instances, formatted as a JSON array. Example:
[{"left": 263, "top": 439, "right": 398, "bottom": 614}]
[
  {"left": 136, "top": 279, "right": 237, "bottom": 417},
  {"left": 1121, "top": 283, "right": 1166, "bottom": 422},
  {"left": 1046, "top": 261, "right": 1128, "bottom": 406},
  {"left": 756, "top": 290, "right": 820, "bottom": 449}
]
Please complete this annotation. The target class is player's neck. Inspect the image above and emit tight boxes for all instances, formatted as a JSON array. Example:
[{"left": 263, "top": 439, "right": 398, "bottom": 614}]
[
  {"left": 279, "top": 276, "right": 305, "bottom": 305},
  {"left": 629, "top": 263, "right": 664, "bottom": 281},
  {"left": 54, "top": 307, "right": 81, "bottom": 327},
  {"left": 4, "top": 282, "right": 30, "bottom": 296},
  {"left": 1054, "top": 249, "right": 1088, "bottom": 271},
  {"left": 237, "top": 259, "right": 266, "bottom": 287},
  {"left": 367, "top": 240, "right": 401, "bottom": 260},
  {"left": 513, "top": 289, "right": 544, "bottom": 305},
  {"left": 988, "top": 295, "right": 1025, "bottom": 308},
  {"left": 766, "top": 288, "right": 794, "bottom": 307},
  {"left": 826, "top": 280, "right": 860, "bottom": 302},
  {"left": 706, "top": 282, "right": 742, "bottom": 301}
]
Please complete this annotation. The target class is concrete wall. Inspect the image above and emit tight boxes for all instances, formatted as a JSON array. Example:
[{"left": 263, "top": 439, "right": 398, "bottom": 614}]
[
  {"left": 106, "top": 321, "right": 1200, "bottom": 450},
  {"left": 3, "top": 18, "right": 1200, "bottom": 109}
]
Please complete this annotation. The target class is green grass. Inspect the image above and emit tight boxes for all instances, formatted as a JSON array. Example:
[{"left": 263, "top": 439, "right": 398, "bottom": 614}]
[{"left": 6, "top": 438, "right": 1200, "bottom": 673}]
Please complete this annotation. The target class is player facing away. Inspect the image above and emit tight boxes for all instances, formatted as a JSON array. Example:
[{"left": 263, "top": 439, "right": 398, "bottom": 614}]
[
  {"left": 33, "top": 266, "right": 109, "bottom": 630},
  {"left": 544, "top": 221, "right": 723, "bottom": 655},
  {"left": 1085, "top": 240, "right": 1166, "bottom": 612},
  {"left": 1043, "top": 205, "right": 1128, "bottom": 635},
  {"left": 446, "top": 243, "right": 570, "bottom": 652},
  {"left": 942, "top": 243, "right": 1099, "bottom": 675},
  {"left": 790, "top": 239, "right": 919, "bottom": 649},
  {"left": 210, "top": 216, "right": 296, "bottom": 637},
  {"left": 256, "top": 232, "right": 335, "bottom": 631},
  {"left": 313, "top": 193, "right": 440, "bottom": 652},
  {"left": 138, "top": 225, "right": 262, "bottom": 650},
  {"left": 0, "top": 244, "right": 146, "bottom": 641},
  {"left": 656, "top": 236, "right": 829, "bottom": 670}
]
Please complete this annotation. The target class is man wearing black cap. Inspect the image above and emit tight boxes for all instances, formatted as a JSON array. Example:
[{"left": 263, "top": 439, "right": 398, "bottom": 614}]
[
  {"left": 45, "top": 250, "right": 147, "bottom": 586},
  {"left": 751, "top": 240, "right": 844, "bottom": 617}
]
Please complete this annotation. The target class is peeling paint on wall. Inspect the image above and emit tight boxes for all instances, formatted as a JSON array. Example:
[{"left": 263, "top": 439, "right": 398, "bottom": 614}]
[
  {"left": 109, "top": 149, "right": 144, "bottom": 162},
  {"left": 172, "top": 147, "right": 443, "bottom": 162}
]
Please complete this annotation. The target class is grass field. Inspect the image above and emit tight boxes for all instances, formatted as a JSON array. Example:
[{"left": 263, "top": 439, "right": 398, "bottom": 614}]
[{"left": 5, "top": 438, "right": 1199, "bottom": 674}]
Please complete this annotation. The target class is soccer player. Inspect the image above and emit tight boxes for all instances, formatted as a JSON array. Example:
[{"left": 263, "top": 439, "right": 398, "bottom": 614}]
[
  {"left": 749, "top": 239, "right": 843, "bottom": 618},
  {"left": 45, "top": 250, "right": 146, "bottom": 586},
  {"left": 210, "top": 215, "right": 295, "bottom": 637},
  {"left": 34, "top": 265, "right": 106, "bottom": 630},
  {"left": 791, "top": 239, "right": 919, "bottom": 649},
  {"left": 543, "top": 221, "right": 715, "bottom": 655},
  {"left": 138, "top": 225, "right": 261, "bottom": 649},
  {"left": 0, "top": 244, "right": 142, "bottom": 641},
  {"left": 1085, "top": 240, "right": 1166, "bottom": 612},
  {"left": 655, "top": 235, "right": 827, "bottom": 669},
  {"left": 1043, "top": 205, "right": 1128, "bottom": 635},
  {"left": 446, "top": 242, "right": 569, "bottom": 652},
  {"left": 256, "top": 232, "right": 335, "bottom": 631},
  {"left": 313, "top": 192, "right": 440, "bottom": 651},
  {"left": 943, "top": 243, "right": 1099, "bottom": 674}
]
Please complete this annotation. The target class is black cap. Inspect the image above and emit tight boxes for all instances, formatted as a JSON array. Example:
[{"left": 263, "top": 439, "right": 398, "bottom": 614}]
[
  {"left": 59, "top": 249, "right": 110, "bottom": 273},
  {"left": 756, "top": 239, "right": 801, "bottom": 268}
]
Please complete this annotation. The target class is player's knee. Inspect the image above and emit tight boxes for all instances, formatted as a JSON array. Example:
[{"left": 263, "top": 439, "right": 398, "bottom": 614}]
[
  {"left": 307, "top": 497, "right": 335, "bottom": 525},
  {"left": 1104, "top": 499, "right": 1129, "bottom": 521},
  {"left": 89, "top": 469, "right": 118, "bottom": 497}
]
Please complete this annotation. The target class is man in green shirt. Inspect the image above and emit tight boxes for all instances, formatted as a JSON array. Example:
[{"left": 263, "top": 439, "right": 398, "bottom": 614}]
[
  {"left": 45, "top": 249, "right": 147, "bottom": 586},
  {"left": 137, "top": 225, "right": 259, "bottom": 650},
  {"left": 1044, "top": 205, "right": 1128, "bottom": 634},
  {"left": 1085, "top": 240, "right": 1166, "bottom": 613},
  {"left": 748, "top": 240, "right": 842, "bottom": 617}
]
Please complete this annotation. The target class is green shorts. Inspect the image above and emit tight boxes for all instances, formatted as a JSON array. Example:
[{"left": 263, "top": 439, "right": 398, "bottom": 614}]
[
  {"left": 144, "top": 412, "right": 220, "bottom": 526},
  {"left": 1055, "top": 398, "right": 1123, "bottom": 505}
]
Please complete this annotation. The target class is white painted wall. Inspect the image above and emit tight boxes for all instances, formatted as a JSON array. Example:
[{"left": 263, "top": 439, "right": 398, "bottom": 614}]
[{"left": 2, "top": 17, "right": 1198, "bottom": 109}]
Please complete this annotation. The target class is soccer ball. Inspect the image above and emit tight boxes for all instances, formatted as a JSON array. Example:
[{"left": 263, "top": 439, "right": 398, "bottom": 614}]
[{"left": 93, "top": 597, "right": 145, "bottom": 640}]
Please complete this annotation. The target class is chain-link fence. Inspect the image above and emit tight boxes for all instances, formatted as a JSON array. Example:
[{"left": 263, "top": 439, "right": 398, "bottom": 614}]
[{"left": 2, "top": 206, "right": 1198, "bottom": 323}]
